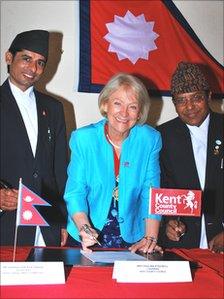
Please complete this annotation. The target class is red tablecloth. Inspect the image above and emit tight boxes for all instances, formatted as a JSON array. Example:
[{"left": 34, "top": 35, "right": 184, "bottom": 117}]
[{"left": 0, "top": 246, "right": 223, "bottom": 299}]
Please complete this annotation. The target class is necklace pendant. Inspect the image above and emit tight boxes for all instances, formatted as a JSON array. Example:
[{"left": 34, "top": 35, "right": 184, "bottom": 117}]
[
  {"left": 113, "top": 186, "right": 119, "bottom": 201},
  {"left": 111, "top": 209, "right": 118, "bottom": 217}
]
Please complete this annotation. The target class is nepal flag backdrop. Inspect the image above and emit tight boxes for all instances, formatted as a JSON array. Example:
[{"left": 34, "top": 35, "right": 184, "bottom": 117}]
[{"left": 78, "top": 0, "right": 223, "bottom": 97}]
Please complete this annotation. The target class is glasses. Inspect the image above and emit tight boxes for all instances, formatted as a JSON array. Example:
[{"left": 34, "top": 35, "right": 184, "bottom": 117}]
[{"left": 173, "top": 92, "right": 207, "bottom": 107}]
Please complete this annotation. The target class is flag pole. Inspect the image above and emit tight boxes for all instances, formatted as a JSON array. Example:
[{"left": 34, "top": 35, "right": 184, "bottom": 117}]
[{"left": 12, "top": 178, "right": 22, "bottom": 262}]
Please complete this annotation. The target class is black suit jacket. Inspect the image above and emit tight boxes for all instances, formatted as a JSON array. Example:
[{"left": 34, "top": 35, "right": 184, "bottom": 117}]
[
  {"left": 0, "top": 79, "right": 68, "bottom": 246},
  {"left": 157, "top": 111, "right": 223, "bottom": 248}
]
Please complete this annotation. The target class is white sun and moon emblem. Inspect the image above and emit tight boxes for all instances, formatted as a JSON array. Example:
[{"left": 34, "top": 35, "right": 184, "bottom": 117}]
[
  {"left": 22, "top": 195, "right": 33, "bottom": 221},
  {"left": 104, "top": 10, "right": 159, "bottom": 64}
]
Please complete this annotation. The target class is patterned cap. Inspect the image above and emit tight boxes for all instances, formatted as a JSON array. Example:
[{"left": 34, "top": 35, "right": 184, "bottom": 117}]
[
  {"left": 9, "top": 30, "right": 49, "bottom": 59},
  {"left": 171, "top": 62, "right": 210, "bottom": 95}
]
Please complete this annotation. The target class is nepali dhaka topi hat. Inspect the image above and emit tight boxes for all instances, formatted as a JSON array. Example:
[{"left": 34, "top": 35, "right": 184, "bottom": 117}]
[
  {"left": 8, "top": 29, "right": 49, "bottom": 59},
  {"left": 171, "top": 61, "right": 210, "bottom": 95}
]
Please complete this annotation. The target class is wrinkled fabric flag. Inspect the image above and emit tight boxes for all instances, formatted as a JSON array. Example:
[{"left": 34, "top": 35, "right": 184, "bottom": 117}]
[{"left": 78, "top": 0, "right": 223, "bottom": 97}]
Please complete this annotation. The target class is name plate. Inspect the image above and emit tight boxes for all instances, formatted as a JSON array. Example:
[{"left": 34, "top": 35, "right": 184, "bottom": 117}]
[
  {"left": 113, "top": 260, "right": 192, "bottom": 283},
  {"left": 0, "top": 262, "right": 65, "bottom": 285}
]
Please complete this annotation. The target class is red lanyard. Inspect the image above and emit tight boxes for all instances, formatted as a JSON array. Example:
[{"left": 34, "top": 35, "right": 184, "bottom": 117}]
[
  {"left": 113, "top": 148, "right": 120, "bottom": 178},
  {"left": 105, "top": 124, "right": 120, "bottom": 177}
]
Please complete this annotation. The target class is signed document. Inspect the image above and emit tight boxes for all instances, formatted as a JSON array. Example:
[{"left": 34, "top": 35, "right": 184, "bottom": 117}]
[{"left": 80, "top": 250, "right": 147, "bottom": 263}]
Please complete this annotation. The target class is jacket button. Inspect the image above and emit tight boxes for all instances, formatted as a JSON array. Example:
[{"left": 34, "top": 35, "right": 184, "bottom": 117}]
[{"left": 33, "top": 172, "right": 38, "bottom": 178}]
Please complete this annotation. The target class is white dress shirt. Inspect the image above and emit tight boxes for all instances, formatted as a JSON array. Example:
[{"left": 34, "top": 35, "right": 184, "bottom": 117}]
[
  {"left": 9, "top": 80, "right": 45, "bottom": 246},
  {"left": 9, "top": 81, "right": 38, "bottom": 157},
  {"left": 187, "top": 114, "right": 210, "bottom": 249}
]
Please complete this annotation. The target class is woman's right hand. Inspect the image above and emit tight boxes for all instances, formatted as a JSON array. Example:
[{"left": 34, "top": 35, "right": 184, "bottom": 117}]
[
  {"left": 73, "top": 212, "right": 100, "bottom": 252},
  {"left": 79, "top": 225, "right": 99, "bottom": 252}
]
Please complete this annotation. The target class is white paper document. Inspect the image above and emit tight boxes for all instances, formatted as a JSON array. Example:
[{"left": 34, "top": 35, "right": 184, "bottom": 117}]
[
  {"left": 80, "top": 250, "right": 147, "bottom": 263},
  {"left": 113, "top": 260, "right": 192, "bottom": 283},
  {"left": 0, "top": 262, "right": 65, "bottom": 285}
]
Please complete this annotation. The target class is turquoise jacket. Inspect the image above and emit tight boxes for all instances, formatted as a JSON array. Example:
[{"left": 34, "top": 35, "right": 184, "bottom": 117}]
[{"left": 64, "top": 119, "right": 162, "bottom": 243}]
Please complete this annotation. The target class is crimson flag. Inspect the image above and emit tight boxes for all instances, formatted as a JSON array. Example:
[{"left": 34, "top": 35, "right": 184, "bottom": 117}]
[
  {"left": 150, "top": 188, "right": 202, "bottom": 217},
  {"left": 79, "top": 0, "right": 223, "bottom": 97},
  {"left": 16, "top": 181, "right": 50, "bottom": 226}
]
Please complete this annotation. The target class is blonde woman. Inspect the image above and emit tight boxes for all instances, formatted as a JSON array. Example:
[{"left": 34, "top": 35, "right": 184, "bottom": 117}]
[{"left": 64, "top": 73, "right": 163, "bottom": 254}]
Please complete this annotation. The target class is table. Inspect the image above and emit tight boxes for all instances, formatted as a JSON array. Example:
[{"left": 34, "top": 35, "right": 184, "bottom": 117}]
[{"left": 0, "top": 246, "right": 223, "bottom": 298}]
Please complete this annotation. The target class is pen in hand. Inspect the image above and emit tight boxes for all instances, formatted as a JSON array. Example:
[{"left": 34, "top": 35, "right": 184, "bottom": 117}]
[
  {"left": 176, "top": 216, "right": 185, "bottom": 238},
  {"left": 82, "top": 224, "right": 102, "bottom": 246},
  {"left": 0, "top": 180, "right": 10, "bottom": 189}
]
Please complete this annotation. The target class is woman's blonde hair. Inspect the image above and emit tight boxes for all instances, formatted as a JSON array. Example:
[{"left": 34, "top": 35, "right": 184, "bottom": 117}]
[{"left": 98, "top": 73, "right": 150, "bottom": 124}]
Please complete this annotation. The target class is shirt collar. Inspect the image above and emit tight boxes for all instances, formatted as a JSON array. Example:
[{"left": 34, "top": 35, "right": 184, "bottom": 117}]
[
  {"left": 187, "top": 113, "right": 210, "bottom": 132},
  {"left": 8, "top": 78, "right": 34, "bottom": 100}
]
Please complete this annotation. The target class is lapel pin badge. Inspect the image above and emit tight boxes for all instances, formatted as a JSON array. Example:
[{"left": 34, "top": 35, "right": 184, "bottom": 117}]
[
  {"left": 47, "top": 127, "right": 51, "bottom": 142},
  {"left": 213, "top": 140, "right": 222, "bottom": 155}
]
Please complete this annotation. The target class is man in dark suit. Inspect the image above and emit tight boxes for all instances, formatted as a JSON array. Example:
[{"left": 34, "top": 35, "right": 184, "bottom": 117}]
[
  {"left": 157, "top": 62, "right": 223, "bottom": 253},
  {"left": 0, "top": 30, "right": 68, "bottom": 246}
]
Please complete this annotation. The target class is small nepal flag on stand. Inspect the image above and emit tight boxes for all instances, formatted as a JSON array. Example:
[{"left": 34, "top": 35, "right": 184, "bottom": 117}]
[
  {"left": 16, "top": 180, "right": 50, "bottom": 227},
  {"left": 150, "top": 188, "right": 202, "bottom": 217}
]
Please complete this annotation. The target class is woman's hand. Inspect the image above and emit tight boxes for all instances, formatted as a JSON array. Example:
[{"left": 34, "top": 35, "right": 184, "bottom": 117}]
[
  {"left": 130, "top": 218, "right": 163, "bottom": 255},
  {"left": 129, "top": 236, "right": 163, "bottom": 255},
  {"left": 79, "top": 226, "right": 99, "bottom": 252},
  {"left": 73, "top": 212, "right": 100, "bottom": 252}
]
